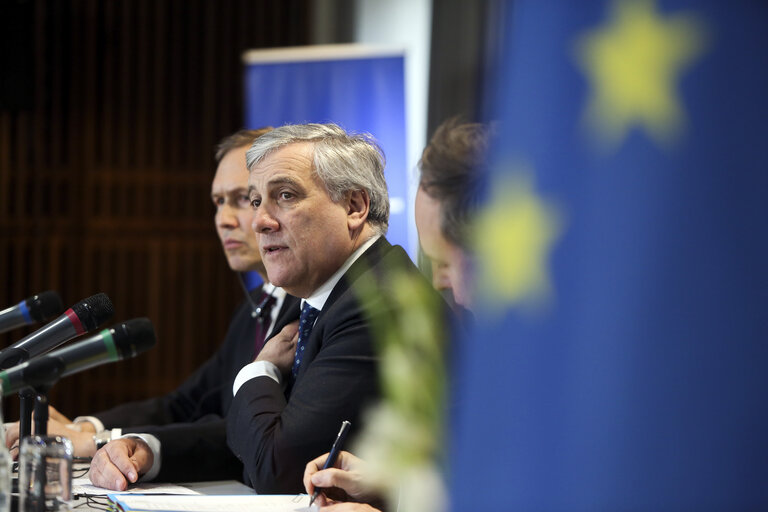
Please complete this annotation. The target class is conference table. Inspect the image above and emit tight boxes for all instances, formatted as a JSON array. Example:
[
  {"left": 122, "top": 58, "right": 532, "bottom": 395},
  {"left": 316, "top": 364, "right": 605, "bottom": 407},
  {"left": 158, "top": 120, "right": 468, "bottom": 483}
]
[
  {"left": 15, "top": 463, "right": 309, "bottom": 511},
  {"left": 69, "top": 477, "right": 313, "bottom": 512},
  {"left": 70, "top": 475, "right": 257, "bottom": 510}
]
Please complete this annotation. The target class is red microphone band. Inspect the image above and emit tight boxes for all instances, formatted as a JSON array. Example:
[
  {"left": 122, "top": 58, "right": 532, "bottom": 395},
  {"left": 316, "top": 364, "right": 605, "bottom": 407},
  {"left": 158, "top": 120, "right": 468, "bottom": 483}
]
[{"left": 65, "top": 309, "right": 86, "bottom": 335}]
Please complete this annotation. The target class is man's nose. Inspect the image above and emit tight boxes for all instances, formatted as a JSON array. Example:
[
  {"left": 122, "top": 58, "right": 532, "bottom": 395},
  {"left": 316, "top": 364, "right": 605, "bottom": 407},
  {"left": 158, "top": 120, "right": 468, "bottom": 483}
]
[
  {"left": 252, "top": 206, "right": 279, "bottom": 233},
  {"left": 216, "top": 204, "right": 238, "bottom": 228}
]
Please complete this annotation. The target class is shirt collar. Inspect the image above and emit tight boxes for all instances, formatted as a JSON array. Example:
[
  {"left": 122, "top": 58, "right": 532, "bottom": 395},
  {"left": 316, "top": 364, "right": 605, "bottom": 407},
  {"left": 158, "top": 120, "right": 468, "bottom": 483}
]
[
  {"left": 303, "top": 235, "right": 380, "bottom": 311},
  {"left": 262, "top": 282, "right": 286, "bottom": 301}
]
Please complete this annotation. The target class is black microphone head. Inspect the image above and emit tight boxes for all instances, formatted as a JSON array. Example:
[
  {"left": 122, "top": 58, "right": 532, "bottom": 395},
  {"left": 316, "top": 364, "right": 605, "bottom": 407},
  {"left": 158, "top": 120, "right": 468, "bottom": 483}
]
[
  {"left": 110, "top": 317, "right": 156, "bottom": 359},
  {"left": 26, "top": 291, "right": 64, "bottom": 322},
  {"left": 71, "top": 293, "right": 114, "bottom": 331}
]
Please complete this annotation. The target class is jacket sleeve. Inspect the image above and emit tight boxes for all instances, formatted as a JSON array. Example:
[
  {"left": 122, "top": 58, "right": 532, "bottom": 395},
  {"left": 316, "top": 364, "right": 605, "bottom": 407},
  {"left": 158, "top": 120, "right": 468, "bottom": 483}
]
[
  {"left": 123, "top": 417, "right": 244, "bottom": 482},
  {"left": 94, "top": 352, "right": 230, "bottom": 429},
  {"left": 226, "top": 305, "right": 380, "bottom": 493}
]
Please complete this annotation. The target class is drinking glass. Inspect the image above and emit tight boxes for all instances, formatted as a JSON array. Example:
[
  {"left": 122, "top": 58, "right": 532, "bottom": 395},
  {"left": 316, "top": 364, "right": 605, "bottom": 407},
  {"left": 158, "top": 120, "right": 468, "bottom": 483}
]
[{"left": 18, "top": 436, "right": 73, "bottom": 512}]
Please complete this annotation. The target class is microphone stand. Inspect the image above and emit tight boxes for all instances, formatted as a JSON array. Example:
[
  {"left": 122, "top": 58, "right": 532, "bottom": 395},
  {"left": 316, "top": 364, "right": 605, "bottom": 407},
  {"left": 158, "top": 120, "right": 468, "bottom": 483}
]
[
  {"left": 13, "top": 365, "right": 53, "bottom": 512},
  {"left": 18, "top": 355, "right": 63, "bottom": 443},
  {"left": 28, "top": 386, "right": 54, "bottom": 512},
  {"left": 16, "top": 362, "right": 65, "bottom": 512},
  {"left": 33, "top": 391, "right": 51, "bottom": 437},
  {"left": 19, "top": 388, "right": 36, "bottom": 440}
]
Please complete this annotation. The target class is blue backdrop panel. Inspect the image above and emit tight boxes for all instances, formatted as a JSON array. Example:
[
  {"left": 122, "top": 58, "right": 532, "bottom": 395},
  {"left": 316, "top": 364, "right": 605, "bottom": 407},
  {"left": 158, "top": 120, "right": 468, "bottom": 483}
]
[
  {"left": 244, "top": 51, "right": 409, "bottom": 259},
  {"left": 452, "top": 1, "right": 768, "bottom": 510}
]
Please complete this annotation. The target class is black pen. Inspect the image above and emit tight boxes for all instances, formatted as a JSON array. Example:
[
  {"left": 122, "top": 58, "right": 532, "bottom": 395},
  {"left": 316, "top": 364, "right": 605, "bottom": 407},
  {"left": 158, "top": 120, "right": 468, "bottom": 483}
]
[{"left": 309, "top": 420, "right": 351, "bottom": 507}]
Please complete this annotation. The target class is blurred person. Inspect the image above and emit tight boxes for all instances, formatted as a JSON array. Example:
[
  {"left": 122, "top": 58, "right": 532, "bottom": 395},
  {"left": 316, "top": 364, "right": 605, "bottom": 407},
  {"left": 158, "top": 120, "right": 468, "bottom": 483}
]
[
  {"left": 415, "top": 118, "right": 489, "bottom": 312},
  {"left": 7, "top": 128, "right": 300, "bottom": 485},
  {"left": 304, "top": 119, "right": 489, "bottom": 510}
]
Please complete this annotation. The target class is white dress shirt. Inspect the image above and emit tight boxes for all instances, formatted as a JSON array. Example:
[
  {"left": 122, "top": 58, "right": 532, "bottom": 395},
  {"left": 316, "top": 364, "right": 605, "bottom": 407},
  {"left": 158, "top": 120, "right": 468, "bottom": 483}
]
[{"left": 232, "top": 235, "right": 380, "bottom": 394}]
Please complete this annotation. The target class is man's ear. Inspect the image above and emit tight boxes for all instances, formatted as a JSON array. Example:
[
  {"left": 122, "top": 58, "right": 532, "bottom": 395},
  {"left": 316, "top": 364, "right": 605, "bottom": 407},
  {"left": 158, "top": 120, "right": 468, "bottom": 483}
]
[{"left": 346, "top": 189, "right": 370, "bottom": 231}]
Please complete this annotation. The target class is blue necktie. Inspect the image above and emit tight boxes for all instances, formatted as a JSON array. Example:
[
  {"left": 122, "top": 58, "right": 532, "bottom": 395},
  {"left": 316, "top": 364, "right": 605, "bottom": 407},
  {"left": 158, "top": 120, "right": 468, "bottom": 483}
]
[{"left": 291, "top": 303, "right": 320, "bottom": 379}]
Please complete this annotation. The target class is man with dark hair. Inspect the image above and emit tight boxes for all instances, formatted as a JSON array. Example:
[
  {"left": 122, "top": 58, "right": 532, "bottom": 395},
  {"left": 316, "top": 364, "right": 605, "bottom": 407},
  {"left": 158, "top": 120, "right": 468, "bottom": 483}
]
[
  {"left": 415, "top": 118, "right": 489, "bottom": 311},
  {"left": 8, "top": 128, "right": 300, "bottom": 485}
]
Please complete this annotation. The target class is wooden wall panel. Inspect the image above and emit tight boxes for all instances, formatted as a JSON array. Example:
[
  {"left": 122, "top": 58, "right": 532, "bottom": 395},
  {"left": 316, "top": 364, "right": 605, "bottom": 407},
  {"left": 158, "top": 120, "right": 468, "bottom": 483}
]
[{"left": 0, "top": 0, "right": 311, "bottom": 419}]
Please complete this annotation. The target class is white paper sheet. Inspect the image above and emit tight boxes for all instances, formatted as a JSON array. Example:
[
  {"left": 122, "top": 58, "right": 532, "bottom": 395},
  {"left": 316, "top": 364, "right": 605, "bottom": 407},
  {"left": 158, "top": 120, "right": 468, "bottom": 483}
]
[
  {"left": 72, "top": 476, "right": 200, "bottom": 496},
  {"left": 107, "top": 494, "right": 313, "bottom": 512}
]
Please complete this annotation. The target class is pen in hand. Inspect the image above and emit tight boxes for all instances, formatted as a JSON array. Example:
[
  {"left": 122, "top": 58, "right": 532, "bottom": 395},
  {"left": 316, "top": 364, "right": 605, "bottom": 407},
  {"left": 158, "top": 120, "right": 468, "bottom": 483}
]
[{"left": 309, "top": 420, "right": 351, "bottom": 507}]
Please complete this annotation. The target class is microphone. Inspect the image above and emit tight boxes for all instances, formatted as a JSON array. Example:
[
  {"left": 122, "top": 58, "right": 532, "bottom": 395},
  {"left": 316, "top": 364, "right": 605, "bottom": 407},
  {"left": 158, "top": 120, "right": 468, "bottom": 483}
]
[
  {"left": 0, "top": 291, "right": 64, "bottom": 335},
  {"left": 0, "top": 317, "right": 156, "bottom": 395},
  {"left": 0, "top": 293, "right": 114, "bottom": 369}
]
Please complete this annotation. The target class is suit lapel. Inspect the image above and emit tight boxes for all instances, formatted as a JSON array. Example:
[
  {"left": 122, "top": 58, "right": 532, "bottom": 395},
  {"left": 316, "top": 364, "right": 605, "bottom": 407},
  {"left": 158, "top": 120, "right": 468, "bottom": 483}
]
[
  {"left": 314, "top": 237, "right": 392, "bottom": 326},
  {"left": 288, "top": 238, "right": 393, "bottom": 388}
]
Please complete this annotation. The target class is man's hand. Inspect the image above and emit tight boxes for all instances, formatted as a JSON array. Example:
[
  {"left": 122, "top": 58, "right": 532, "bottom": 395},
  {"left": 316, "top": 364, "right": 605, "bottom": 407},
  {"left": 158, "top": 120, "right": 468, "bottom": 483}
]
[
  {"left": 88, "top": 438, "right": 153, "bottom": 491},
  {"left": 255, "top": 320, "right": 299, "bottom": 376},
  {"left": 6, "top": 413, "right": 98, "bottom": 460},
  {"left": 303, "top": 451, "right": 380, "bottom": 508}
]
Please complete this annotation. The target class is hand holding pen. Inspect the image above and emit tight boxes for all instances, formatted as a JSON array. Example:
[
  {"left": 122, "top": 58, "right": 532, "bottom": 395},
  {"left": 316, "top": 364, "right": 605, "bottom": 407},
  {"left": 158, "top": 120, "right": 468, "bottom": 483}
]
[
  {"left": 303, "top": 445, "right": 384, "bottom": 510},
  {"left": 308, "top": 421, "right": 351, "bottom": 507}
]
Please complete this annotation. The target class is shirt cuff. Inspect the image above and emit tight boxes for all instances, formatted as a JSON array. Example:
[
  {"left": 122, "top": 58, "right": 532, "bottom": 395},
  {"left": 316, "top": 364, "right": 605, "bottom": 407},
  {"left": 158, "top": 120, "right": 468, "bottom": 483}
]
[
  {"left": 232, "top": 360, "right": 282, "bottom": 395},
  {"left": 120, "top": 433, "right": 161, "bottom": 482},
  {"left": 73, "top": 416, "right": 105, "bottom": 433}
]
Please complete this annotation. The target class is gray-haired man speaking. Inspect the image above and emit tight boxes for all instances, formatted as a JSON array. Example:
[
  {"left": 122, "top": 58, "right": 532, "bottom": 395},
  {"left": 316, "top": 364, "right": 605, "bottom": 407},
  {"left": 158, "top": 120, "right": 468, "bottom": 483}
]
[{"left": 226, "top": 123, "right": 448, "bottom": 493}]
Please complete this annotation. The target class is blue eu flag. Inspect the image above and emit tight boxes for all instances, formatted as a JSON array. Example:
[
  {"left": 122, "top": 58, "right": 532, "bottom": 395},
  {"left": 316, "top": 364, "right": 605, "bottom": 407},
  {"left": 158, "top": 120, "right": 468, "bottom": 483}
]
[{"left": 452, "top": 1, "right": 768, "bottom": 509}]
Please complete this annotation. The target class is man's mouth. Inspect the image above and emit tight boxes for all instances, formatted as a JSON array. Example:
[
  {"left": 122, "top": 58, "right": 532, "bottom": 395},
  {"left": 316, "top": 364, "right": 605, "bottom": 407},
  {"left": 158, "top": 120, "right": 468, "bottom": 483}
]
[
  {"left": 223, "top": 239, "right": 243, "bottom": 249},
  {"left": 263, "top": 244, "right": 286, "bottom": 254}
]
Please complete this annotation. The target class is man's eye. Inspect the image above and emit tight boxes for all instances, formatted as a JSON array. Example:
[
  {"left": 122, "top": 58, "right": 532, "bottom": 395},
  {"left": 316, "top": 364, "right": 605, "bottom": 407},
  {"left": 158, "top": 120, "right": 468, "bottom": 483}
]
[
  {"left": 213, "top": 197, "right": 224, "bottom": 206},
  {"left": 238, "top": 195, "right": 250, "bottom": 206},
  {"left": 250, "top": 198, "right": 261, "bottom": 209},
  {"left": 279, "top": 191, "right": 294, "bottom": 200}
]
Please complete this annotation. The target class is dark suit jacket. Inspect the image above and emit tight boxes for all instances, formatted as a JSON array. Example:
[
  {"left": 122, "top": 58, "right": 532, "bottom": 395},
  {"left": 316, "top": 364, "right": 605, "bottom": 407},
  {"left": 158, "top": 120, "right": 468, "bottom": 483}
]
[
  {"left": 94, "top": 286, "right": 301, "bottom": 482},
  {"left": 226, "top": 237, "right": 441, "bottom": 493}
]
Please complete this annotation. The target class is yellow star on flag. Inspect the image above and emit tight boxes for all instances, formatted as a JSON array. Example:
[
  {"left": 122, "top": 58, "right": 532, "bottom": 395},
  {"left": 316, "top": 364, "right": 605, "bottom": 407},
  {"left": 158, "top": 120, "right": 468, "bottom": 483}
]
[
  {"left": 474, "top": 166, "right": 562, "bottom": 311},
  {"left": 575, "top": 0, "right": 707, "bottom": 150}
]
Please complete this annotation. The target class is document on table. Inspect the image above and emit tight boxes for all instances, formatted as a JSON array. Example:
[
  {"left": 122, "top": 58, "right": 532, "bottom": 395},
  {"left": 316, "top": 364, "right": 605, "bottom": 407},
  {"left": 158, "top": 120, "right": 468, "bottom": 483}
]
[
  {"left": 107, "top": 494, "right": 312, "bottom": 512},
  {"left": 72, "top": 476, "right": 200, "bottom": 496}
]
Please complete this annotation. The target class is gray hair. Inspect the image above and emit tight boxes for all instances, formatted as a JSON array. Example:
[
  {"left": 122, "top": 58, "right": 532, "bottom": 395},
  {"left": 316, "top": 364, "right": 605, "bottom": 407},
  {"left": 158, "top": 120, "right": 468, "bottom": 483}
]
[{"left": 246, "top": 123, "right": 389, "bottom": 235}]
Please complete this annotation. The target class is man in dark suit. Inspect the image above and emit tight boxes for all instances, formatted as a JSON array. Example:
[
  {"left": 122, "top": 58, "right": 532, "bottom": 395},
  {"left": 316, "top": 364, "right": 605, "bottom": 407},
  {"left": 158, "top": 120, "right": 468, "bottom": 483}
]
[
  {"left": 6, "top": 129, "right": 300, "bottom": 485},
  {"left": 223, "top": 123, "right": 447, "bottom": 494}
]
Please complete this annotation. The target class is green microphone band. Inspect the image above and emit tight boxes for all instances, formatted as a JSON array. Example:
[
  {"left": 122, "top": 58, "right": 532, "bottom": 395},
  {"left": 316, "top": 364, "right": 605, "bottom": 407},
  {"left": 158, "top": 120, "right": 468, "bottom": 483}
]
[{"left": 102, "top": 328, "right": 118, "bottom": 361}]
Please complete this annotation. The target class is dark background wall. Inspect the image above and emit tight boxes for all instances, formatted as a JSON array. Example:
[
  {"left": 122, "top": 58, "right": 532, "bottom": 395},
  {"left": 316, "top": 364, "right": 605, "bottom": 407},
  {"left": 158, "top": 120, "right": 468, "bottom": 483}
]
[{"left": 0, "top": 0, "right": 310, "bottom": 419}]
